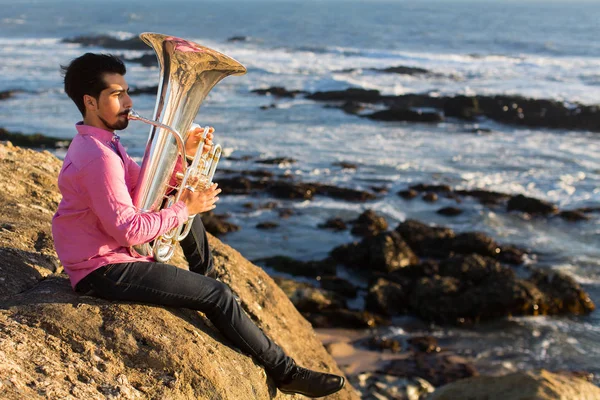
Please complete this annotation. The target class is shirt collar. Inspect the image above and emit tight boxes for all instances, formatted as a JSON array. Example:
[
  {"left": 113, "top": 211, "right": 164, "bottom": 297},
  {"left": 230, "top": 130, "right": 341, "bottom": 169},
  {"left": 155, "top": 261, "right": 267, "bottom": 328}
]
[{"left": 75, "top": 122, "right": 119, "bottom": 142}]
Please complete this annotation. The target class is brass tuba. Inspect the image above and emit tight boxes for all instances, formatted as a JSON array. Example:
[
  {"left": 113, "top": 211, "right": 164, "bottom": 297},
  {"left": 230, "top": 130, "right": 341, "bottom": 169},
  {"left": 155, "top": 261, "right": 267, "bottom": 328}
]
[{"left": 127, "top": 32, "right": 246, "bottom": 262}]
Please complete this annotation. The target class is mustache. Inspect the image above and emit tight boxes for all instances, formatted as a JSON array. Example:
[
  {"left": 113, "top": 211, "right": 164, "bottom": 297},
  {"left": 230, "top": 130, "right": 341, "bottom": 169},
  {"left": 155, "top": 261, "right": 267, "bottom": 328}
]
[{"left": 119, "top": 109, "right": 131, "bottom": 117}]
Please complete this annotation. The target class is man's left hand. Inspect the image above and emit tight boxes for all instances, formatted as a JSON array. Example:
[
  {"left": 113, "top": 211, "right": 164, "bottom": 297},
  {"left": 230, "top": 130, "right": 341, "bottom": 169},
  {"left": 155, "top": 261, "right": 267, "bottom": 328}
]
[{"left": 185, "top": 125, "right": 215, "bottom": 159}]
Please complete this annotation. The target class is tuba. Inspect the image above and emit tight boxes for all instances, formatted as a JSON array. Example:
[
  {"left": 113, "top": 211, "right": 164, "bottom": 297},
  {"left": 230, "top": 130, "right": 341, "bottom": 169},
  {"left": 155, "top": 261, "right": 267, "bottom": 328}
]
[{"left": 127, "top": 32, "right": 246, "bottom": 262}]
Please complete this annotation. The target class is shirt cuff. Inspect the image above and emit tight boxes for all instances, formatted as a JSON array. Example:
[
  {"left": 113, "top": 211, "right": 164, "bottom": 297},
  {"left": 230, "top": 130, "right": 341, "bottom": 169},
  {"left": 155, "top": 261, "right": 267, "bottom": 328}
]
[{"left": 171, "top": 200, "right": 190, "bottom": 224}]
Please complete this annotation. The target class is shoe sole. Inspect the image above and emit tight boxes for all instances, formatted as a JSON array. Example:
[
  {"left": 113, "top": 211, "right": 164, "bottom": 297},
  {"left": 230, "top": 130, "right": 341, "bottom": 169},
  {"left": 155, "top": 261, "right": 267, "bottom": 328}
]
[{"left": 279, "top": 376, "right": 345, "bottom": 398}]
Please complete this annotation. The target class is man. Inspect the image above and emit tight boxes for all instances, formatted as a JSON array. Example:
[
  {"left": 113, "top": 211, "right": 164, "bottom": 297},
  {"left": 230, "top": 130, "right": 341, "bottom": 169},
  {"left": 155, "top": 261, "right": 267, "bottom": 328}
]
[{"left": 52, "top": 53, "right": 344, "bottom": 398}]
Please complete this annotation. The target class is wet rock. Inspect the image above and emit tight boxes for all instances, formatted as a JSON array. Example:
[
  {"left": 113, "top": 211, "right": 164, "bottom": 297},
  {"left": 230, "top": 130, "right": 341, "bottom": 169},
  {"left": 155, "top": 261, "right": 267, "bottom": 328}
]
[
  {"left": 256, "top": 255, "right": 336, "bottom": 278},
  {"left": 422, "top": 192, "right": 438, "bottom": 202},
  {"left": 444, "top": 232, "right": 501, "bottom": 258},
  {"left": 382, "top": 352, "right": 478, "bottom": 387},
  {"left": 558, "top": 210, "right": 590, "bottom": 222},
  {"left": 251, "top": 87, "right": 306, "bottom": 98},
  {"left": 278, "top": 208, "right": 295, "bottom": 218},
  {"left": 317, "top": 184, "right": 377, "bottom": 202},
  {"left": 0, "top": 128, "right": 70, "bottom": 149},
  {"left": 390, "top": 260, "right": 440, "bottom": 280},
  {"left": 0, "top": 90, "right": 23, "bottom": 101},
  {"left": 507, "top": 194, "right": 559, "bottom": 215},
  {"left": 409, "top": 183, "right": 453, "bottom": 193},
  {"left": 62, "top": 35, "right": 147, "bottom": 50},
  {"left": 350, "top": 210, "right": 388, "bottom": 237},
  {"left": 331, "top": 231, "right": 419, "bottom": 274},
  {"left": 260, "top": 103, "right": 277, "bottom": 110},
  {"left": 255, "top": 157, "right": 297, "bottom": 165},
  {"left": 200, "top": 212, "right": 240, "bottom": 236},
  {"left": 443, "top": 96, "right": 481, "bottom": 120},
  {"left": 124, "top": 54, "right": 157, "bottom": 67},
  {"left": 366, "top": 108, "right": 443, "bottom": 123},
  {"left": 227, "top": 36, "right": 250, "bottom": 42},
  {"left": 332, "top": 161, "right": 358, "bottom": 169},
  {"left": 454, "top": 189, "right": 511, "bottom": 205},
  {"left": 129, "top": 85, "right": 158, "bottom": 96},
  {"left": 217, "top": 176, "right": 268, "bottom": 195},
  {"left": 350, "top": 373, "right": 434, "bottom": 400},
  {"left": 307, "top": 88, "right": 382, "bottom": 103},
  {"left": 365, "top": 278, "right": 409, "bottom": 316},
  {"left": 407, "top": 336, "right": 441, "bottom": 353},
  {"left": 497, "top": 245, "right": 526, "bottom": 265},
  {"left": 429, "top": 370, "right": 600, "bottom": 400},
  {"left": 318, "top": 276, "right": 358, "bottom": 298},
  {"left": 267, "top": 181, "right": 317, "bottom": 200},
  {"left": 398, "top": 189, "right": 418, "bottom": 199},
  {"left": 528, "top": 270, "right": 596, "bottom": 315},
  {"left": 395, "top": 219, "right": 455, "bottom": 258},
  {"left": 437, "top": 207, "right": 463, "bottom": 216},
  {"left": 358, "top": 334, "right": 402, "bottom": 353},
  {"left": 376, "top": 65, "right": 430, "bottom": 75},
  {"left": 256, "top": 221, "right": 279, "bottom": 230},
  {"left": 318, "top": 217, "right": 348, "bottom": 231},
  {"left": 340, "top": 101, "right": 365, "bottom": 115}
]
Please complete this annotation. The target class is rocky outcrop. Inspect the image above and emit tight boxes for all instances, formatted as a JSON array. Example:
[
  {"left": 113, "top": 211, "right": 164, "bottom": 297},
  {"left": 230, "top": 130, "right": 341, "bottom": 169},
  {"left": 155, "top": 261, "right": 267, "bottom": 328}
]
[
  {"left": 0, "top": 142, "right": 357, "bottom": 399},
  {"left": 0, "top": 128, "right": 70, "bottom": 150},
  {"left": 62, "top": 35, "right": 147, "bottom": 50},
  {"left": 428, "top": 370, "right": 600, "bottom": 400}
]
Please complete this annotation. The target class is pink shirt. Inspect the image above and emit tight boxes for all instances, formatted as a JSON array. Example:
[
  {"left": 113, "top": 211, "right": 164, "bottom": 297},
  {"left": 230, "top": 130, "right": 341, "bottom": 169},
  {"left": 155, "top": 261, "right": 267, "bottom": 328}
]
[{"left": 52, "top": 123, "right": 189, "bottom": 289}]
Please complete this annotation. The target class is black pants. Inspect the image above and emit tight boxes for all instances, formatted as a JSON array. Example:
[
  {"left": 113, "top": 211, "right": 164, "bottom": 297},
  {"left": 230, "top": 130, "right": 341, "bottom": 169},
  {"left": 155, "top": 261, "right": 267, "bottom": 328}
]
[{"left": 76, "top": 215, "right": 294, "bottom": 381}]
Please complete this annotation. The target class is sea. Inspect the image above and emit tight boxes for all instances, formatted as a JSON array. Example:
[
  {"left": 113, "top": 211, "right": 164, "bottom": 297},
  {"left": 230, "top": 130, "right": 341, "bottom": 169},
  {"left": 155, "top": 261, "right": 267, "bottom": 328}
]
[{"left": 1, "top": 0, "right": 599, "bottom": 385}]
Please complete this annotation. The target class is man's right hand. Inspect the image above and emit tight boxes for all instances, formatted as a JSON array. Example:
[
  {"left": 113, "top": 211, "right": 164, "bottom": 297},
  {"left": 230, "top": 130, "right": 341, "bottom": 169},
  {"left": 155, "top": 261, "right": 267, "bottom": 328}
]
[{"left": 180, "top": 182, "right": 221, "bottom": 215}]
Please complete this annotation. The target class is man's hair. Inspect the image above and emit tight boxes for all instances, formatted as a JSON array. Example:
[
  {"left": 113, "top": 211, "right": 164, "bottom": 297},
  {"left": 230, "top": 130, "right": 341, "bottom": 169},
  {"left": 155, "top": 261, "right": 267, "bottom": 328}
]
[{"left": 61, "top": 53, "right": 126, "bottom": 116}]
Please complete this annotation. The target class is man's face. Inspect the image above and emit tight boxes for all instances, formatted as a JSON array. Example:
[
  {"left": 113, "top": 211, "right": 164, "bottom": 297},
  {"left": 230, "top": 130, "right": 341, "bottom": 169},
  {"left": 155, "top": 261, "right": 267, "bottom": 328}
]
[{"left": 90, "top": 73, "right": 133, "bottom": 131}]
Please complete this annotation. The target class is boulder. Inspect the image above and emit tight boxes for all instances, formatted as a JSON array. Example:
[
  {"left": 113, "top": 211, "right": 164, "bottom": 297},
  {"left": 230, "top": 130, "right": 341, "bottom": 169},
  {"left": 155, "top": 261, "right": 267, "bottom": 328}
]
[
  {"left": 350, "top": 209, "right": 388, "bottom": 237},
  {"left": 507, "top": 194, "right": 559, "bottom": 215},
  {"left": 428, "top": 370, "right": 600, "bottom": 400},
  {"left": 331, "top": 231, "right": 419, "bottom": 274},
  {"left": 200, "top": 211, "right": 240, "bottom": 236},
  {"left": 0, "top": 143, "right": 358, "bottom": 400},
  {"left": 62, "top": 35, "right": 147, "bottom": 50}
]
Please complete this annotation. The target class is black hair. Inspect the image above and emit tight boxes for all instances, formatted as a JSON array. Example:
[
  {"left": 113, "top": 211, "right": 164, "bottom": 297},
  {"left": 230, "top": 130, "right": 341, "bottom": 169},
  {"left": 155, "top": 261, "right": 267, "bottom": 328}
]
[{"left": 61, "top": 53, "right": 126, "bottom": 116}]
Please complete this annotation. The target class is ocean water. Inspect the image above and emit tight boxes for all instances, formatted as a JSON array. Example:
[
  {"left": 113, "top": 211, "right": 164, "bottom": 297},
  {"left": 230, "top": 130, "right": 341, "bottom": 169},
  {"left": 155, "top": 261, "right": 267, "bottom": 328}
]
[{"left": 1, "top": 0, "right": 599, "bottom": 383}]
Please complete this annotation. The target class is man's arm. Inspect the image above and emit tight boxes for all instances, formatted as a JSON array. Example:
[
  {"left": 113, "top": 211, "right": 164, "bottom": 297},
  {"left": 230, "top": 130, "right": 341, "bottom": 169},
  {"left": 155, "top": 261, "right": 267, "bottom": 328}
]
[{"left": 80, "top": 154, "right": 189, "bottom": 247}]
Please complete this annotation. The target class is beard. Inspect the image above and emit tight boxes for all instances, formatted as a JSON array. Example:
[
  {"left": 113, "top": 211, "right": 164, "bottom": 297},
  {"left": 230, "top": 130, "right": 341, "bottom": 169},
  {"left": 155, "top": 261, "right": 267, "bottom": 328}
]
[{"left": 99, "top": 113, "right": 129, "bottom": 131}]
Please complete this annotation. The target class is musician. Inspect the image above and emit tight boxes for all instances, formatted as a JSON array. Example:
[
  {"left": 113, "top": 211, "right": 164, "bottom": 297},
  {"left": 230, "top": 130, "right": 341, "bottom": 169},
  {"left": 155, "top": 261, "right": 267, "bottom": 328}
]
[{"left": 52, "top": 53, "right": 344, "bottom": 398}]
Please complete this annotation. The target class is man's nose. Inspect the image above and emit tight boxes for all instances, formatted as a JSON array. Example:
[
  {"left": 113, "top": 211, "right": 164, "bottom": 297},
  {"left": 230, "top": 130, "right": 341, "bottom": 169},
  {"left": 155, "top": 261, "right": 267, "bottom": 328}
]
[{"left": 123, "top": 93, "right": 133, "bottom": 109}]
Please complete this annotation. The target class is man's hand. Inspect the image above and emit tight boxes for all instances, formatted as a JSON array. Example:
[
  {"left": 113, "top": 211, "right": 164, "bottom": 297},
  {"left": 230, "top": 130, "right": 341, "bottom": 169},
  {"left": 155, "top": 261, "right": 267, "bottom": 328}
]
[
  {"left": 185, "top": 125, "right": 215, "bottom": 159},
  {"left": 180, "top": 182, "right": 221, "bottom": 215}
]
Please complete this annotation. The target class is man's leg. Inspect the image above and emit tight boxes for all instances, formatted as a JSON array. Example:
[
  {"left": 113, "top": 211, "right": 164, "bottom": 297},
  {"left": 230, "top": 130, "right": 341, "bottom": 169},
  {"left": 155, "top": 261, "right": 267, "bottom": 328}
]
[
  {"left": 179, "top": 215, "right": 214, "bottom": 276},
  {"left": 76, "top": 262, "right": 344, "bottom": 397}
]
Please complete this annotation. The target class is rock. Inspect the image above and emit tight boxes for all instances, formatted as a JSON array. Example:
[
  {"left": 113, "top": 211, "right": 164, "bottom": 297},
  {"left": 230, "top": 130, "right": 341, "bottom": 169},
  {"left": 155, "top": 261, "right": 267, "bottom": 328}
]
[
  {"left": 366, "top": 108, "right": 443, "bottom": 123},
  {"left": 319, "top": 217, "right": 348, "bottom": 231},
  {"left": 273, "top": 277, "right": 346, "bottom": 313},
  {"left": 350, "top": 210, "right": 388, "bottom": 237},
  {"left": 358, "top": 334, "right": 402, "bottom": 353},
  {"left": 227, "top": 36, "right": 249, "bottom": 42},
  {"left": 255, "top": 157, "right": 297, "bottom": 165},
  {"left": 443, "top": 96, "right": 481, "bottom": 120},
  {"left": 559, "top": 210, "right": 590, "bottom": 222},
  {"left": 340, "top": 101, "right": 365, "bottom": 115},
  {"left": 256, "top": 221, "right": 279, "bottom": 230},
  {"left": 398, "top": 189, "right": 418, "bottom": 199},
  {"left": 0, "top": 90, "right": 23, "bottom": 101},
  {"left": 332, "top": 161, "right": 358, "bottom": 169},
  {"left": 317, "top": 184, "right": 377, "bottom": 202},
  {"left": 62, "top": 35, "right": 147, "bottom": 50},
  {"left": 455, "top": 189, "right": 511, "bottom": 205},
  {"left": 305, "top": 309, "right": 389, "bottom": 329},
  {"left": 428, "top": 370, "right": 600, "bottom": 400},
  {"left": 507, "top": 194, "right": 559, "bottom": 215},
  {"left": 307, "top": 88, "right": 382, "bottom": 103},
  {"left": 331, "top": 231, "right": 419, "bottom": 274},
  {"left": 267, "top": 181, "right": 317, "bottom": 200},
  {"left": 0, "top": 143, "right": 358, "bottom": 399},
  {"left": 376, "top": 65, "right": 430, "bottom": 75},
  {"left": 422, "top": 192, "right": 438, "bottom": 202},
  {"left": 124, "top": 53, "right": 157, "bottom": 67},
  {"left": 256, "top": 255, "right": 336, "bottom": 278},
  {"left": 395, "top": 219, "right": 455, "bottom": 258},
  {"left": 444, "top": 232, "right": 501, "bottom": 258},
  {"left": 528, "top": 270, "right": 595, "bottom": 315},
  {"left": 217, "top": 176, "right": 268, "bottom": 195},
  {"left": 251, "top": 87, "right": 306, "bottom": 98},
  {"left": 199, "top": 212, "right": 240, "bottom": 236},
  {"left": 318, "top": 276, "right": 358, "bottom": 298},
  {"left": 129, "top": 85, "right": 158, "bottom": 96},
  {"left": 409, "top": 183, "right": 452, "bottom": 193},
  {"left": 382, "top": 352, "right": 478, "bottom": 387},
  {"left": 437, "top": 207, "right": 463, "bottom": 216},
  {"left": 0, "top": 128, "right": 70, "bottom": 149},
  {"left": 365, "top": 278, "right": 408, "bottom": 316},
  {"left": 407, "top": 336, "right": 440, "bottom": 353},
  {"left": 350, "top": 372, "right": 435, "bottom": 400}
]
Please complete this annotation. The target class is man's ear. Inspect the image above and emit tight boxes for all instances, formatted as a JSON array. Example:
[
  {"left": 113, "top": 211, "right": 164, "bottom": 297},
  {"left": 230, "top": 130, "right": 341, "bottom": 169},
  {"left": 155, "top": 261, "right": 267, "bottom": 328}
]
[{"left": 83, "top": 94, "right": 97, "bottom": 111}]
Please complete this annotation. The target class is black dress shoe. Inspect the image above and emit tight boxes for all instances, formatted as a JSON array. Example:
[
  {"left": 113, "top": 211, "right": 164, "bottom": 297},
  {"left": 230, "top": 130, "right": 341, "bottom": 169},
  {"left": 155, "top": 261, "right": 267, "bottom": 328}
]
[{"left": 277, "top": 365, "right": 345, "bottom": 398}]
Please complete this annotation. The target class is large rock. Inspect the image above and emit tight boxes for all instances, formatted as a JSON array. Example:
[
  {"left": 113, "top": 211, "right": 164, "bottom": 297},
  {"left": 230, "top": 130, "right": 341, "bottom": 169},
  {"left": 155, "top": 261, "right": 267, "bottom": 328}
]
[
  {"left": 428, "top": 369, "right": 600, "bottom": 400},
  {"left": 0, "top": 143, "right": 358, "bottom": 400}
]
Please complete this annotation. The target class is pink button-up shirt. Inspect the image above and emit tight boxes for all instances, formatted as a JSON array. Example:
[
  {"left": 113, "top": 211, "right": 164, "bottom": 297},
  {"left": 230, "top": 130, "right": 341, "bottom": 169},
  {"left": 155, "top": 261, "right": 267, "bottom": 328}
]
[{"left": 52, "top": 123, "right": 189, "bottom": 289}]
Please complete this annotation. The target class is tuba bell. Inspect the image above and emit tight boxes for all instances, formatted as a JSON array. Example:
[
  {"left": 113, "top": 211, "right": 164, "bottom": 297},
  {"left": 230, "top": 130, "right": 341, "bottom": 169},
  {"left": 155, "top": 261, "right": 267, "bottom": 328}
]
[{"left": 127, "top": 32, "right": 246, "bottom": 262}]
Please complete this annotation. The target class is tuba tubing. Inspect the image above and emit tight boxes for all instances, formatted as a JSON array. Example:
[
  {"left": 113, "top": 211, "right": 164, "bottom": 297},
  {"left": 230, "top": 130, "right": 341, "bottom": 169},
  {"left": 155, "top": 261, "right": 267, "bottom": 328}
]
[{"left": 127, "top": 32, "right": 246, "bottom": 262}]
